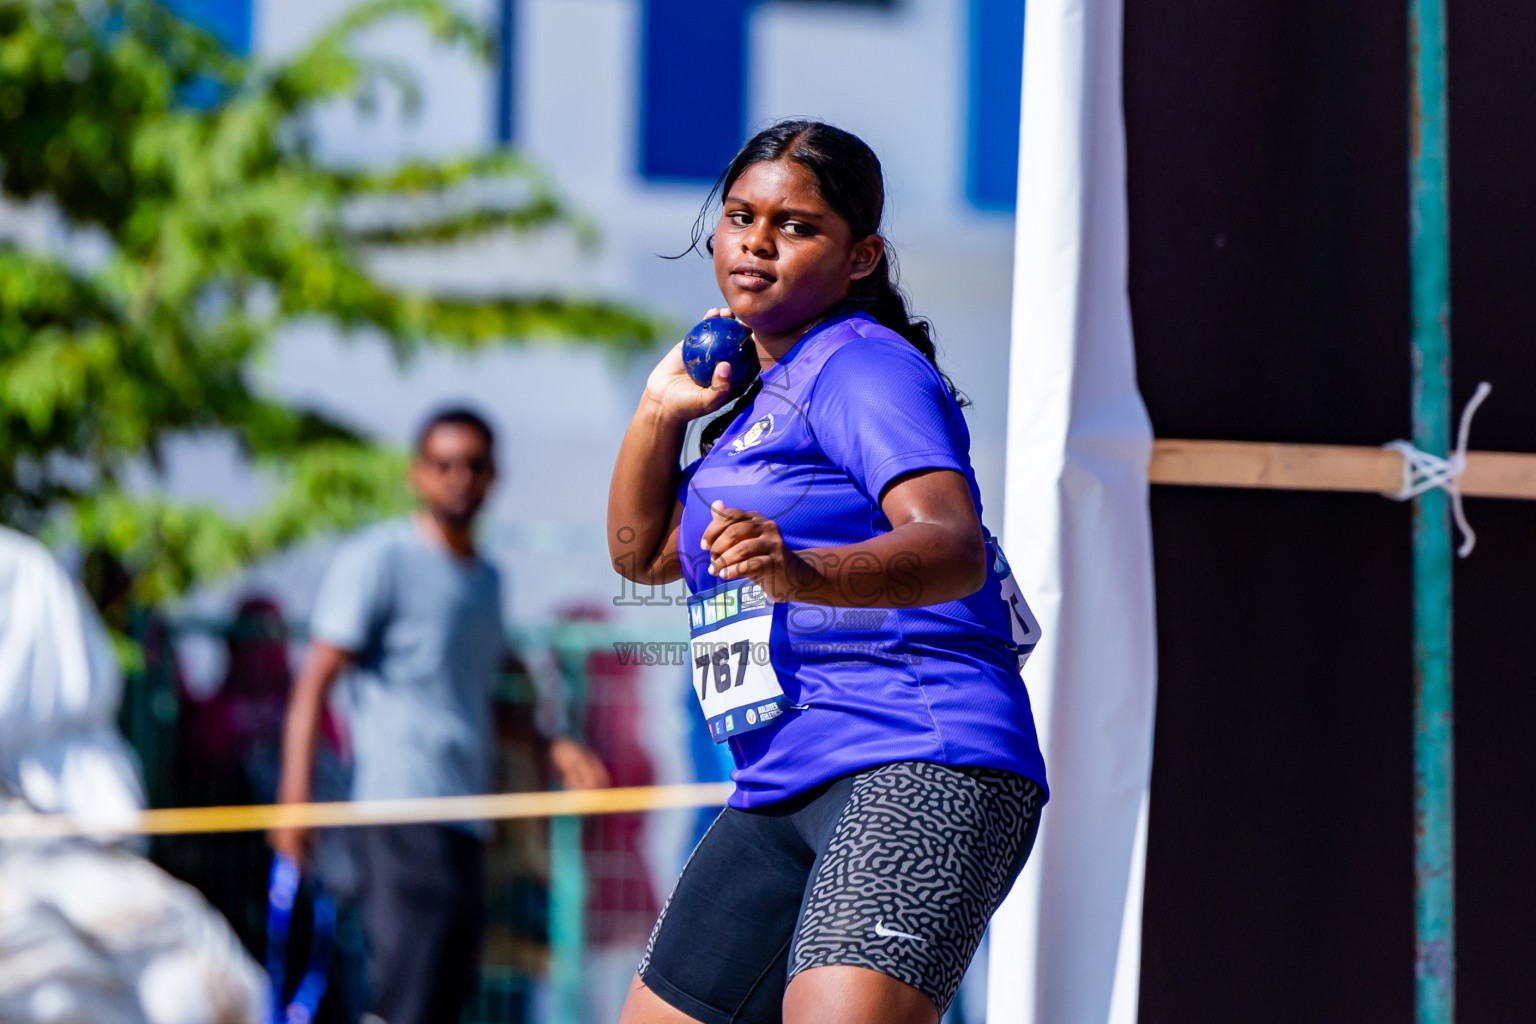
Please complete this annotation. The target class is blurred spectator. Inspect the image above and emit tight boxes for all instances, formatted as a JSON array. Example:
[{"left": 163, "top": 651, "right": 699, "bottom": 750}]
[
  {"left": 270, "top": 407, "right": 607, "bottom": 1024},
  {"left": 181, "top": 597, "right": 347, "bottom": 806},
  {"left": 0, "top": 525, "right": 265, "bottom": 1024},
  {"left": 183, "top": 597, "right": 292, "bottom": 781}
]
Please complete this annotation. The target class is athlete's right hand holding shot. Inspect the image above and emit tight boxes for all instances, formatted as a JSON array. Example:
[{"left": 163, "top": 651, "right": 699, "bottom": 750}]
[{"left": 608, "top": 121, "right": 1048, "bottom": 1024}]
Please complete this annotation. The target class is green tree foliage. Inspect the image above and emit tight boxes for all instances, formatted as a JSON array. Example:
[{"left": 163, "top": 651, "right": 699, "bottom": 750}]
[{"left": 0, "top": 0, "right": 659, "bottom": 602}]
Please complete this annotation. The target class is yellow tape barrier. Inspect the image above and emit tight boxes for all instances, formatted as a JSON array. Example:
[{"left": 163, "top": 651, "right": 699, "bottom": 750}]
[{"left": 0, "top": 782, "right": 735, "bottom": 841}]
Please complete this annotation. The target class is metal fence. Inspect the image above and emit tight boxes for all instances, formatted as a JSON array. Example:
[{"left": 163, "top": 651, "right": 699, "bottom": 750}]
[{"left": 116, "top": 609, "right": 711, "bottom": 1024}]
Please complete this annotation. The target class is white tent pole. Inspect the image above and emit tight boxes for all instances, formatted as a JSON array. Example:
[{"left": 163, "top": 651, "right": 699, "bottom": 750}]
[{"left": 987, "top": 0, "right": 1157, "bottom": 1021}]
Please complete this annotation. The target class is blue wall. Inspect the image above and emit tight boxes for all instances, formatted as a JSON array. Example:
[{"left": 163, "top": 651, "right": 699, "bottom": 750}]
[
  {"left": 966, "top": 0, "right": 1025, "bottom": 210},
  {"left": 639, "top": 0, "right": 755, "bottom": 183}
]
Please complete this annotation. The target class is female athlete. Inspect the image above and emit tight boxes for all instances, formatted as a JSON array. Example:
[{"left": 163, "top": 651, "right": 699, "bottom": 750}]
[{"left": 608, "top": 121, "right": 1048, "bottom": 1024}]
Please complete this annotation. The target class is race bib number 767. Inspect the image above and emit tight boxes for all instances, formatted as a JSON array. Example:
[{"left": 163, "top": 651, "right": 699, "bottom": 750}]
[{"left": 687, "top": 577, "right": 790, "bottom": 742}]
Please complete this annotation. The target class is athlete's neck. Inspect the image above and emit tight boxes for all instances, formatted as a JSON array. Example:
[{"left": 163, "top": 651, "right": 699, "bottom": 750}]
[
  {"left": 751, "top": 307, "right": 842, "bottom": 373},
  {"left": 416, "top": 510, "right": 477, "bottom": 559}
]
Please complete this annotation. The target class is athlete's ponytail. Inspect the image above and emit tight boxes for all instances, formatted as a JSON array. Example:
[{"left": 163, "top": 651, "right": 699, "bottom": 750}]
[{"left": 688, "top": 120, "right": 966, "bottom": 454}]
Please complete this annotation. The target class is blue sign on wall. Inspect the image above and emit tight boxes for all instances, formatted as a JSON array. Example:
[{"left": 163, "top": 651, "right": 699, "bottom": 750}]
[
  {"left": 163, "top": 0, "right": 251, "bottom": 54},
  {"left": 639, "top": 0, "right": 754, "bottom": 183},
  {"left": 967, "top": 0, "right": 1025, "bottom": 210}
]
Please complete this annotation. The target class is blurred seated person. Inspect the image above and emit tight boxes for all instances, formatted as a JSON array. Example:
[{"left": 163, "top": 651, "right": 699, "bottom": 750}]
[
  {"left": 270, "top": 406, "right": 606, "bottom": 1024},
  {"left": 0, "top": 525, "right": 266, "bottom": 1024}
]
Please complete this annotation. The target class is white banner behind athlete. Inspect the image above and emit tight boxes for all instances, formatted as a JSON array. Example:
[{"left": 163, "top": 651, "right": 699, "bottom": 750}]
[{"left": 988, "top": 0, "right": 1159, "bottom": 1022}]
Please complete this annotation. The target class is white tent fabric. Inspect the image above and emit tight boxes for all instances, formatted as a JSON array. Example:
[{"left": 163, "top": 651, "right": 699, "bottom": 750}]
[
  {"left": 0, "top": 837, "right": 269, "bottom": 1024},
  {"left": 987, "top": 0, "right": 1159, "bottom": 1021},
  {"left": 0, "top": 526, "right": 267, "bottom": 1023},
  {"left": 0, "top": 525, "right": 144, "bottom": 828}
]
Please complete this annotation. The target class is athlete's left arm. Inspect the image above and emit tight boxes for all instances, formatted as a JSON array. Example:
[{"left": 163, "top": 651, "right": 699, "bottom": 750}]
[{"left": 699, "top": 467, "right": 986, "bottom": 607}]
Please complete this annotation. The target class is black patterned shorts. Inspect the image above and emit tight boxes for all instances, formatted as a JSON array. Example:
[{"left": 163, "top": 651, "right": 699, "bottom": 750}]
[{"left": 637, "top": 761, "right": 1043, "bottom": 1024}]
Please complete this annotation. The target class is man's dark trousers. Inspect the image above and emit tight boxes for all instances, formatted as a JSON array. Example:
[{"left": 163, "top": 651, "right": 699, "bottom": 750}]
[{"left": 356, "top": 823, "right": 485, "bottom": 1024}]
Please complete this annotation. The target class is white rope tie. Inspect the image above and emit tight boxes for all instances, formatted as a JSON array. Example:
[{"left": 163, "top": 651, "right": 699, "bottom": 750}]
[{"left": 1384, "top": 381, "right": 1492, "bottom": 558}]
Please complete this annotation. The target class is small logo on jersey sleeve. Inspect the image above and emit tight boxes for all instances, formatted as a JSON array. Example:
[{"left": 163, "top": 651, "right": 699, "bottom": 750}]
[{"left": 727, "top": 414, "right": 774, "bottom": 455}]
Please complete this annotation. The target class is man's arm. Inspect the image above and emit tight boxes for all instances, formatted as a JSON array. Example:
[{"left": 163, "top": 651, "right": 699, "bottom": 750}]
[
  {"left": 548, "top": 736, "right": 611, "bottom": 791},
  {"left": 499, "top": 649, "right": 612, "bottom": 792},
  {"left": 269, "top": 640, "right": 352, "bottom": 865}
]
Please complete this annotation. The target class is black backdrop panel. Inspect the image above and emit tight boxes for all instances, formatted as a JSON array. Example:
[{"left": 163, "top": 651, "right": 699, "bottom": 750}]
[
  {"left": 1123, "top": 1, "right": 1536, "bottom": 1021},
  {"left": 1448, "top": 5, "right": 1536, "bottom": 1009},
  {"left": 1143, "top": 489, "right": 1412, "bottom": 1022}
]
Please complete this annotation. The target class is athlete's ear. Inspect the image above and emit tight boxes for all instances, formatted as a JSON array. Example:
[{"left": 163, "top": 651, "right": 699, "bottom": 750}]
[{"left": 848, "top": 234, "right": 884, "bottom": 282}]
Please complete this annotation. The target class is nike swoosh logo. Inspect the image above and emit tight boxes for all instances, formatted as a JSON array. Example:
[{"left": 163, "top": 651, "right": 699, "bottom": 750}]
[{"left": 873, "top": 919, "right": 926, "bottom": 943}]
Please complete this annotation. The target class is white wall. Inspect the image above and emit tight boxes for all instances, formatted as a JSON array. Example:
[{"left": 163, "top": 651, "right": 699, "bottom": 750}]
[{"left": 207, "top": 0, "right": 1019, "bottom": 626}]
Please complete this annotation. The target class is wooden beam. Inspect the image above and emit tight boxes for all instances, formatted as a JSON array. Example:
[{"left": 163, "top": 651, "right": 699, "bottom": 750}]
[
  {"left": 1459, "top": 451, "right": 1536, "bottom": 500},
  {"left": 1149, "top": 440, "right": 1536, "bottom": 500}
]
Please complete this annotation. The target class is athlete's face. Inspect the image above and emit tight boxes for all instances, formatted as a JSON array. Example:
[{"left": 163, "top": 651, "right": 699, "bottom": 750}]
[
  {"left": 713, "top": 159, "right": 883, "bottom": 342},
  {"left": 411, "top": 423, "right": 496, "bottom": 527}
]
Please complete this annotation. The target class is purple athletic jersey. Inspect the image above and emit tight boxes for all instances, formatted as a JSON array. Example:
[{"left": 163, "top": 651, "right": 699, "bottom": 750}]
[{"left": 677, "top": 311, "right": 1049, "bottom": 809}]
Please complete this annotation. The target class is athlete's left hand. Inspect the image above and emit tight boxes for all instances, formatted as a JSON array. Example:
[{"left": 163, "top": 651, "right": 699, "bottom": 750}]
[{"left": 701, "top": 500, "right": 811, "bottom": 602}]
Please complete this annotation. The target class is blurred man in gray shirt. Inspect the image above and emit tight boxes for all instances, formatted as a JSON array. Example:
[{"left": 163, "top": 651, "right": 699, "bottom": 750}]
[{"left": 271, "top": 407, "right": 606, "bottom": 1024}]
